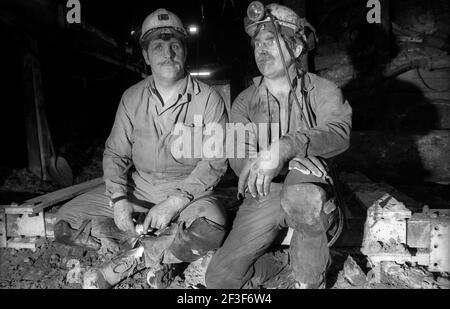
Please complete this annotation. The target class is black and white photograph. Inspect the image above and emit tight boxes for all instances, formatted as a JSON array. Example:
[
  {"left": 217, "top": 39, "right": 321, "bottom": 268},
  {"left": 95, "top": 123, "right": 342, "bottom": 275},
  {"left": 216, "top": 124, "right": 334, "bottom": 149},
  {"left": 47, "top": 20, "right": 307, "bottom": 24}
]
[{"left": 0, "top": 0, "right": 449, "bottom": 294}]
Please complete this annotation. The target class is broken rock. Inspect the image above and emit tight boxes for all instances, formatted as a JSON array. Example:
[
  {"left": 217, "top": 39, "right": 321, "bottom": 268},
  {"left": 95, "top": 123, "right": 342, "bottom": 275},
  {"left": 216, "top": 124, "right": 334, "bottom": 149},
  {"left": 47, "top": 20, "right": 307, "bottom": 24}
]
[
  {"left": 183, "top": 251, "right": 215, "bottom": 289},
  {"left": 22, "top": 267, "right": 45, "bottom": 281},
  {"left": 381, "top": 262, "right": 441, "bottom": 289},
  {"left": 342, "top": 256, "right": 369, "bottom": 287},
  {"left": 66, "top": 259, "right": 84, "bottom": 285}
]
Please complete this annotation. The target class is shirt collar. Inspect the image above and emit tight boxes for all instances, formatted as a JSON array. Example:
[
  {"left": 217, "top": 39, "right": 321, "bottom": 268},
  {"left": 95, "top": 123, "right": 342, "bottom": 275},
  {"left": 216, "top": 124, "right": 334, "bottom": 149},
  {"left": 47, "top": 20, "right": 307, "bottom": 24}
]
[
  {"left": 145, "top": 73, "right": 200, "bottom": 96},
  {"left": 145, "top": 73, "right": 201, "bottom": 114}
]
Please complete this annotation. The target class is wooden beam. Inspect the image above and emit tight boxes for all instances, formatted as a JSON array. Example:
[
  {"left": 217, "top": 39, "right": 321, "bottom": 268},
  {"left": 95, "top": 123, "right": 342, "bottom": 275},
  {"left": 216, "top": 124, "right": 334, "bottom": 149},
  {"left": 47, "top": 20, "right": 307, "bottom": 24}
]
[
  {"left": 336, "top": 171, "right": 424, "bottom": 247},
  {"left": 0, "top": 212, "right": 57, "bottom": 238},
  {"left": 0, "top": 177, "right": 104, "bottom": 215},
  {"left": 30, "top": 38, "right": 53, "bottom": 182},
  {"left": 340, "top": 172, "right": 423, "bottom": 212},
  {"left": 20, "top": 44, "right": 42, "bottom": 178},
  {"left": 0, "top": 212, "right": 7, "bottom": 248},
  {"left": 6, "top": 237, "right": 45, "bottom": 252}
]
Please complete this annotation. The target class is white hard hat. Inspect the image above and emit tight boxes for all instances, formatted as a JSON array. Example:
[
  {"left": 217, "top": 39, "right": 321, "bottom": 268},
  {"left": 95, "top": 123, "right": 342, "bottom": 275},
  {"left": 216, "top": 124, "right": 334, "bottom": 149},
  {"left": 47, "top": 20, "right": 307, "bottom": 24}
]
[{"left": 140, "top": 8, "right": 187, "bottom": 43}]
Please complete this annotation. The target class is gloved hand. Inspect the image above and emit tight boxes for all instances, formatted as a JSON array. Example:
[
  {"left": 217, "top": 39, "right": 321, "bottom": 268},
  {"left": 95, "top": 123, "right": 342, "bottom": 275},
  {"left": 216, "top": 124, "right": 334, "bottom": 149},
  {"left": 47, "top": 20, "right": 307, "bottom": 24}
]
[
  {"left": 238, "top": 141, "right": 287, "bottom": 198},
  {"left": 142, "top": 196, "right": 189, "bottom": 232},
  {"left": 288, "top": 156, "right": 328, "bottom": 178},
  {"left": 113, "top": 199, "right": 136, "bottom": 233}
]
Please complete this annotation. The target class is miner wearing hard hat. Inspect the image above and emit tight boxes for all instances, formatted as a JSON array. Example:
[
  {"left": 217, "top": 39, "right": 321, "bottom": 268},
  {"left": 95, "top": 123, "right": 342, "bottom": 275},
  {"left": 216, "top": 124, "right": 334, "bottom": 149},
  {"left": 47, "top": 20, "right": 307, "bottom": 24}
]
[
  {"left": 54, "top": 8, "right": 228, "bottom": 289},
  {"left": 206, "top": 3, "right": 352, "bottom": 289}
]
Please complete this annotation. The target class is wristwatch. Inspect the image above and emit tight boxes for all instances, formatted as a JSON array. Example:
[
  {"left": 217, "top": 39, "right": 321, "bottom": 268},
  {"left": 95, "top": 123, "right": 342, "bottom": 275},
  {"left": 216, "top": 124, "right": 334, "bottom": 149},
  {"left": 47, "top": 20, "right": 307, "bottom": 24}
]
[{"left": 109, "top": 195, "right": 128, "bottom": 208}]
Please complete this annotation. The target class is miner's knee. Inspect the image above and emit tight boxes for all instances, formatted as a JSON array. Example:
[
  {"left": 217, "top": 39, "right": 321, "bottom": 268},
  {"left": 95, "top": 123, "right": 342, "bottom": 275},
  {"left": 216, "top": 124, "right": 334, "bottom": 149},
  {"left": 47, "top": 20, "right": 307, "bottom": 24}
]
[{"left": 280, "top": 183, "right": 327, "bottom": 226}]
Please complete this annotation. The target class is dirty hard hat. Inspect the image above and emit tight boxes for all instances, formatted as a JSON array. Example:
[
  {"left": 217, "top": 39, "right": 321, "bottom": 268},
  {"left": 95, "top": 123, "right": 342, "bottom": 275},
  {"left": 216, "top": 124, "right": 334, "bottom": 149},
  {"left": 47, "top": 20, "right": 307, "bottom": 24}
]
[
  {"left": 140, "top": 8, "right": 188, "bottom": 44},
  {"left": 244, "top": 3, "right": 317, "bottom": 49}
]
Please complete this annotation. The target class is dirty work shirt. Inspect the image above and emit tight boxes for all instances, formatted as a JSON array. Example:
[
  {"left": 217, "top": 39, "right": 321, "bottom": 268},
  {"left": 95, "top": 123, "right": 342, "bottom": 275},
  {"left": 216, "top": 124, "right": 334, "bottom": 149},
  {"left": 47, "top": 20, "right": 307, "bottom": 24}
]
[
  {"left": 103, "top": 74, "right": 228, "bottom": 203},
  {"left": 229, "top": 71, "right": 352, "bottom": 175},
  {"left": 207, "top": 71, "right": 352, "bottom": 288}
]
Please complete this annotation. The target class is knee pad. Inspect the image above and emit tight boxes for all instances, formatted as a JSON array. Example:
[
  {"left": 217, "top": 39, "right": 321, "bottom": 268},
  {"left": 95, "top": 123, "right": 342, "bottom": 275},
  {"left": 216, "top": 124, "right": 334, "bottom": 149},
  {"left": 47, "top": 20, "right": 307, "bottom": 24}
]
[{"left": 168, "top": 217, "right": 226, "bottom": 262}]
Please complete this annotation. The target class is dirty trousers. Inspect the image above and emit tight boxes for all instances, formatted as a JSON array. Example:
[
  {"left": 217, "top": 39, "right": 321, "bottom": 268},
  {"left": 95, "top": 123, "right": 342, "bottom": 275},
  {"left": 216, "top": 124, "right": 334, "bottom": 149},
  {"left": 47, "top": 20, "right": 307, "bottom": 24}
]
[
  {"left": 206, "top": 170, "right": 331, "bottom": 288},
  {"left": 56, "top": 185, "right": 227, "bottom": 263}
]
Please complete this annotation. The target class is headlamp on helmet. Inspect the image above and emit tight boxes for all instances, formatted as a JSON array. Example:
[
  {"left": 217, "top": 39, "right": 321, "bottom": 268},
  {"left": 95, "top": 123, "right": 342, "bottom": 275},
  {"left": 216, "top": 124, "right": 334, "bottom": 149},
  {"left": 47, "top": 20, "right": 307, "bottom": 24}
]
[{"left": 244, "top": 2, "right": 317, "bottom": 51}]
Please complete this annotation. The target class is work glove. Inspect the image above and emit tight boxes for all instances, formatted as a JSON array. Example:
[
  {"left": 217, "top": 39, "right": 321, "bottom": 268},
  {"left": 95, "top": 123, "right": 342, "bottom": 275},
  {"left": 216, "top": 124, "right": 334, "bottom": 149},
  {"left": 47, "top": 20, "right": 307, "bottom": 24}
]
[
  {"left": 113, "top": 199, "right": 136, "bottom": 233},
  {"left": 288, "top": 156, "right": 328, "bottom": 178},
  {"left": 142, "top": 196, "right": 189, "bottom": 232}
]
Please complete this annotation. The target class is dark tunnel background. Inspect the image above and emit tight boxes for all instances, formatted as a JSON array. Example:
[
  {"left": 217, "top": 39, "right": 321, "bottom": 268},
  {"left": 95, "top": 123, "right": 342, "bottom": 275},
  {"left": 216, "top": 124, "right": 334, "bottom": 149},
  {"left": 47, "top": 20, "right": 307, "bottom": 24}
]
[{"left": 0, "top": 0, "right": 449, "bottom": 206}]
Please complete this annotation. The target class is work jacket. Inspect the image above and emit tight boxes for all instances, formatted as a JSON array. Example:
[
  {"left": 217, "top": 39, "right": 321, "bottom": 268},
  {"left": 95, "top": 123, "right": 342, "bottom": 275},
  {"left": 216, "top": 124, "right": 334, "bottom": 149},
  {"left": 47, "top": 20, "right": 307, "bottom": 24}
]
[
  {"left": 103, "top": 74, "right": 228, "bottom": 203},
  {"left": 229, "top": 71, "right": 352, "bottom": 176}
]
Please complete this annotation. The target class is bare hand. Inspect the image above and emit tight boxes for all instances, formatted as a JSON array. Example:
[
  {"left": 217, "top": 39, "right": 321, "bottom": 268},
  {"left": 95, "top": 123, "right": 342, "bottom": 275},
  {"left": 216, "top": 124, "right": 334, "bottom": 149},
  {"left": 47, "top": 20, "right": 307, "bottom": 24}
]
[
  {"left": 142, "top": 197, "right": 187, "bottom": 232},
  {"left": 238, "top": 144, "right": 285, "bottom": 198},
  {"left": 288, "top": 156, "right": 328, "bottom": 178}
]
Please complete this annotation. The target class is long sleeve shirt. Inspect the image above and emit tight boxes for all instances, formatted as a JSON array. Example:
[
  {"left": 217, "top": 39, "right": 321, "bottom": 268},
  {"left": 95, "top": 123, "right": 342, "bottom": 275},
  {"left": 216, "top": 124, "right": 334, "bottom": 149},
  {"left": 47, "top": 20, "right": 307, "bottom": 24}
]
[
  {"left": 103, "top": 74, "right": 228, "bottom": 203},
  {"left": 229, "top": 71, "right": 352, "bottom": 176}
]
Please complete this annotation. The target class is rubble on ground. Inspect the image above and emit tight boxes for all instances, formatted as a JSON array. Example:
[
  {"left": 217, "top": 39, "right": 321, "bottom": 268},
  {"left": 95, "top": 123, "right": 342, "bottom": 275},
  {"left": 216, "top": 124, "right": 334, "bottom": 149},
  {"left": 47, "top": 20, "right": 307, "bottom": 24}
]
[{"left": 1, "top": 143, "right": 449, "bottom": 289}]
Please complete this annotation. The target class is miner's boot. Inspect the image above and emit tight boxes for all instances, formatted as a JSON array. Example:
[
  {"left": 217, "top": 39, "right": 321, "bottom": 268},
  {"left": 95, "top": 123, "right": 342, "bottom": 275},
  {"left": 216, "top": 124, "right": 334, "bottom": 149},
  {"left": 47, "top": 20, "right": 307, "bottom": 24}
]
[
  {"left": 54, "top": 220, "right": 101, "bottom": 251},
  {"left": 82, "top": 246, "right": 144, "bottom": 289},
  {"left": 145, "top": 262, "right": 189, "bottom": 289}
]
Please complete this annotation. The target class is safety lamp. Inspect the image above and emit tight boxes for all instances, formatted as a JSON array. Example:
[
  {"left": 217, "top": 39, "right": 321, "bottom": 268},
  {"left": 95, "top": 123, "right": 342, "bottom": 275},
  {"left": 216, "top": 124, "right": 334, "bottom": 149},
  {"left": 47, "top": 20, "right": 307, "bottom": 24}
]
[{"left": 247, "top": 1, "right": 265, "bottom": 22}]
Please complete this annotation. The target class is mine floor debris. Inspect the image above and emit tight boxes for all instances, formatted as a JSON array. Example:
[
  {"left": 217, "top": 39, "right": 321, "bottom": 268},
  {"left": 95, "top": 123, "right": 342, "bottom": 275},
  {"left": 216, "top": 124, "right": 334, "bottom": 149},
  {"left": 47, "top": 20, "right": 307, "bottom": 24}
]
[{"left": 1, "top": 164, "right": 449, "bottom": 289}]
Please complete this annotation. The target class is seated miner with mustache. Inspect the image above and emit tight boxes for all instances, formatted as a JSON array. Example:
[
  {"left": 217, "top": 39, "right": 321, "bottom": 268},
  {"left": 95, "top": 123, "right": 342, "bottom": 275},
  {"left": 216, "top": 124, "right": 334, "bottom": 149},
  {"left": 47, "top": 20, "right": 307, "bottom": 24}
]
[
  {"left": 54, "top": 8, "right": 228, "bottom": 289},
  {"left": 206, "top": 3, "right": 352, "bottom": 289}
]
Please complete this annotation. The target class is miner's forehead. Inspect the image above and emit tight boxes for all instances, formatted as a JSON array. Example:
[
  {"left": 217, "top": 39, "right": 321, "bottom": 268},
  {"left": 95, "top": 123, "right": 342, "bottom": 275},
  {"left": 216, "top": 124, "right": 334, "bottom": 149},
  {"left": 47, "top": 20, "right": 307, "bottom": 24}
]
[
  {"left": 149, "top": 36, "right": 183, "bottom": 45},
  {"left": 254, "top": 28, "right": 276, "bottom": 40}
]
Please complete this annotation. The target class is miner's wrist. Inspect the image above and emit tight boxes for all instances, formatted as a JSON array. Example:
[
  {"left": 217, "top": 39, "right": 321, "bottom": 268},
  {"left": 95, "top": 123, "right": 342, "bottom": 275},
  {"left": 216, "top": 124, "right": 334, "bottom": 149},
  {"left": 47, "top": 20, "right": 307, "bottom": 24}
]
[{"left": 109, "top": 195, "right": 128, "bottom": 208}]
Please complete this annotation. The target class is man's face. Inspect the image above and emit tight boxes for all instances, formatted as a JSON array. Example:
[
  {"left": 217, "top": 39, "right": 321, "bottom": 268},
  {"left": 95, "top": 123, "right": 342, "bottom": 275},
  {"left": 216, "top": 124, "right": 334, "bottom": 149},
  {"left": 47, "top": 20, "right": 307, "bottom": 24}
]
[
  {"left": 143, "top": 36, "right": 186, "bottom": 82},
  {"left": 253, "top": 28, "right": 296, "bottom": 79}
]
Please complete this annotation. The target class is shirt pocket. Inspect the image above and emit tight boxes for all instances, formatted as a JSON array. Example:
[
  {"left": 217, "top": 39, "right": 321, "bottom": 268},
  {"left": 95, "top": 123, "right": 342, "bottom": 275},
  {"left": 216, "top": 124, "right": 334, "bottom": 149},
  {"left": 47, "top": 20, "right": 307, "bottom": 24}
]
[{"left": 169, "top": 122, "right": 204, "bottom": 167}]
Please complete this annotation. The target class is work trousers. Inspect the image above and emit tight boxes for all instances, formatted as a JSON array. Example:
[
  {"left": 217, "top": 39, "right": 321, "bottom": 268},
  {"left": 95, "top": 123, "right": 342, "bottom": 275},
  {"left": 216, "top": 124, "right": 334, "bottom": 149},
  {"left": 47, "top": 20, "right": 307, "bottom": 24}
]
[
  {"left": 206, "top": 169, "right": 332, "bottom": 288},
  {"left": 56, "top": 184, "right": 227, "bottom": 265}
]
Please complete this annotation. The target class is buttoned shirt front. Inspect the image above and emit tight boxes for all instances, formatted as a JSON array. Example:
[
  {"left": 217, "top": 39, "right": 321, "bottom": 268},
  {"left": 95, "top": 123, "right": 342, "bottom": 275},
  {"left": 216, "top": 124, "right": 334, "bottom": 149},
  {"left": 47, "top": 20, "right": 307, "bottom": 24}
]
[
  {"left": 103, "top": 74, "right": 228, "bottom": 203},
  {"left": 229, "top": 71, "right": 352, "bottom": 176}
]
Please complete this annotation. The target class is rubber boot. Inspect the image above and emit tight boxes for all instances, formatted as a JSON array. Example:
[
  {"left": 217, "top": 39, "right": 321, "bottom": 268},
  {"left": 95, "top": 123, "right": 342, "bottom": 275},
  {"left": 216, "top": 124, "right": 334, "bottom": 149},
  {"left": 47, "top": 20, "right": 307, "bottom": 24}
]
[{"left": 82, "top": 246, "right": 144, "bottom": 289}]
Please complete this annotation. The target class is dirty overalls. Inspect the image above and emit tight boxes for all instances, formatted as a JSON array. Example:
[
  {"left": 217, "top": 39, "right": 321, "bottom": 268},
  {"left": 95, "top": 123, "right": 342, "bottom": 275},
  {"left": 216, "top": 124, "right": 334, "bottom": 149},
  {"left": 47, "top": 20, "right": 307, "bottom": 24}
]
[
  {"left": 56, "top": 74, "right": 229, "bottom": 264},
  {"left": 206, "top": 72, "right": 352, "bottom": 288}
]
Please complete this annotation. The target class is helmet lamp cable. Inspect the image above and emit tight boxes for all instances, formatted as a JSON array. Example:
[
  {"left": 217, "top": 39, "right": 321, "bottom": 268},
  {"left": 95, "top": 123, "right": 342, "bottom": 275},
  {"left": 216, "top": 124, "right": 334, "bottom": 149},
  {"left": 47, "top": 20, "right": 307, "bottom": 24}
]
[{"left": 267, "top": 11, "right": 311, "bottom": 131}]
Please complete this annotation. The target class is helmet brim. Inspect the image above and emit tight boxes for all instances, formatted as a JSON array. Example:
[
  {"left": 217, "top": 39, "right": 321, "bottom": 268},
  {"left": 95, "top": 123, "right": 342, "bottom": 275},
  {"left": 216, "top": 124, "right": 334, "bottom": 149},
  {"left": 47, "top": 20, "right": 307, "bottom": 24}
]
[
  {"left": 140, "top": 27, "right": 187, "bottom": 43},
  {"left": 245, "top": 17, "right": 300, "bottom": 38}
]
